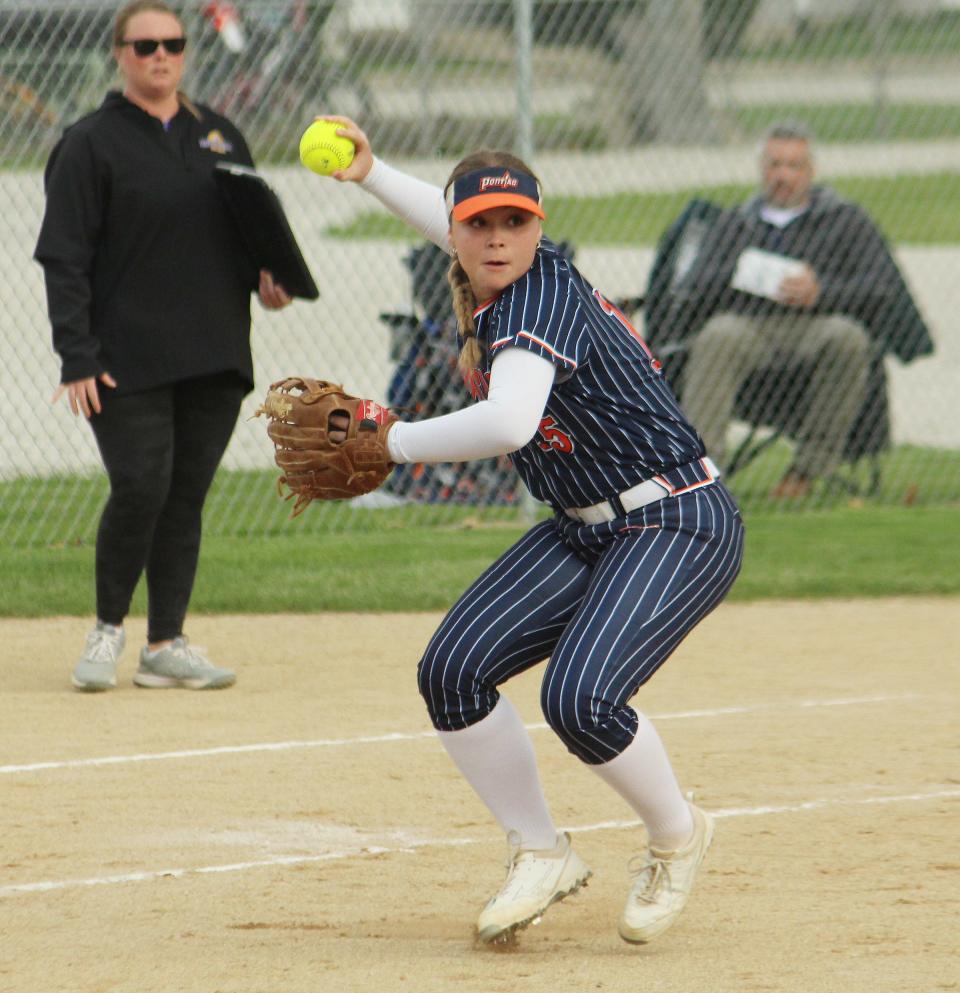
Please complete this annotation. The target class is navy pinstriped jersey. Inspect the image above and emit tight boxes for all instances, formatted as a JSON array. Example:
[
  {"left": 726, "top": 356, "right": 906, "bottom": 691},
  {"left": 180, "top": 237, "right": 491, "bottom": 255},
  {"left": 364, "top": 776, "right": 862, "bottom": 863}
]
[{"left": 467, "top": 239, "right": 706, "bottom": 510}]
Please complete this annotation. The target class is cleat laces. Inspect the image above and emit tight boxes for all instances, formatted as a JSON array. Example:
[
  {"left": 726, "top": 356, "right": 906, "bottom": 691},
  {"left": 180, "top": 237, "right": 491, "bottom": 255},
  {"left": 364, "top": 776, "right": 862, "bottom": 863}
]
[{"left": 627, "top": 853, "right": 672, "bottom": 904}]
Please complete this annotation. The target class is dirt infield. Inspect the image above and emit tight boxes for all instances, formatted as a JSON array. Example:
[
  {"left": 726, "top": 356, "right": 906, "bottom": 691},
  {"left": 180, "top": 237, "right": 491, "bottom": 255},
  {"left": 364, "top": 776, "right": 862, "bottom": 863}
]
[{"left": 2, "top": 599, "right": 957, "bottom": 993}]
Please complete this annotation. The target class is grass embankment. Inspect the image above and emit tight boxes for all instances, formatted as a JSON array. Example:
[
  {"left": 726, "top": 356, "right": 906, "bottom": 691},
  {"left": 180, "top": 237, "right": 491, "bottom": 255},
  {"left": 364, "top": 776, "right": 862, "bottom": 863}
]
[
  {"left": 332, "top": 172, "right": 960, "bottom": 246},
  {"left": 2, "top": 504, "right": 957, "bottom": 617}
]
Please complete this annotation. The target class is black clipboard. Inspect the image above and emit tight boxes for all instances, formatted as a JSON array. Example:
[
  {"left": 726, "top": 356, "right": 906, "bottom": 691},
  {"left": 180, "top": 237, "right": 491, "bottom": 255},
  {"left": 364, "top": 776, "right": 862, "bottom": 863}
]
[{"left": 213, "top": 162, "right": 319, "bottom": 300}]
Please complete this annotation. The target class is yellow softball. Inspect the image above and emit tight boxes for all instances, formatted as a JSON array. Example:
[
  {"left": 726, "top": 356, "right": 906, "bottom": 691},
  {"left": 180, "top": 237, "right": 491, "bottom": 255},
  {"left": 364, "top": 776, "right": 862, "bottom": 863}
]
[{"left": 298, "top": 120, "right": 355, "bottom": 176}]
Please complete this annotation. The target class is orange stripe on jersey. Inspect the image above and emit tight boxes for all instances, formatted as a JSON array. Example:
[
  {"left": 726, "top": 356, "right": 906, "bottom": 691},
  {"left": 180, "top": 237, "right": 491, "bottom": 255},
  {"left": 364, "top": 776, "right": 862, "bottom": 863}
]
[
  {"left": 592, "top": 288, "right": 662, "bottom": 371},
  {"left": 516, "top": 330, "right": 578, "bottom": 367},
  {"left": 472, "top": 298, "right": 498, "bottom": 319},
  {"left": 652, "top": 458, "right": 717, "bottom": 496}
]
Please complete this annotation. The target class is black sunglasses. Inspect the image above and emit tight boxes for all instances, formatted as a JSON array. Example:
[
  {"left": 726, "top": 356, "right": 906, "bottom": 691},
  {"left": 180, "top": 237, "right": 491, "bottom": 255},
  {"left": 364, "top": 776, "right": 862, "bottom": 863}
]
[{"left": 120, "top": 37, "right": 187, "bottom": 57}]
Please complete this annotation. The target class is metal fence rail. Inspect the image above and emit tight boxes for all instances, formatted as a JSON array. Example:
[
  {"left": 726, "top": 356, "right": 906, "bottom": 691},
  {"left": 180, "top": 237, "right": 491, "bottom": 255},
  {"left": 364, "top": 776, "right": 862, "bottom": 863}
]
[{"left": 2, "top": 0, "right": 958, "bottom": 546}]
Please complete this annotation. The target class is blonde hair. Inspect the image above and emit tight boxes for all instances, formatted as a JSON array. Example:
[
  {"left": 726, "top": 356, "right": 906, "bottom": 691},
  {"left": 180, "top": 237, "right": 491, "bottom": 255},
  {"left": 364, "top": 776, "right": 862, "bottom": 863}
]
[
  {"left": 112, "top": 2, "right": 201, "bottom": 119},
  {"left": 444, "top": 150, "right": 542, "bottom": 374},
  {"left": 113, "top": 1, "right": 181, "bottom": 47}
]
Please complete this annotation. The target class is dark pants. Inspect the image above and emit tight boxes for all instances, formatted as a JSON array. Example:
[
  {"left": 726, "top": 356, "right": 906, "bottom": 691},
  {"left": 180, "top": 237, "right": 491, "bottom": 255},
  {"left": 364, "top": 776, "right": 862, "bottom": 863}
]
[
  {"left": 417, "top": 482, "right": 744, "bottom": 764},
  {"left": 89, "top": 373, "right": 246, "bottom": 642}
]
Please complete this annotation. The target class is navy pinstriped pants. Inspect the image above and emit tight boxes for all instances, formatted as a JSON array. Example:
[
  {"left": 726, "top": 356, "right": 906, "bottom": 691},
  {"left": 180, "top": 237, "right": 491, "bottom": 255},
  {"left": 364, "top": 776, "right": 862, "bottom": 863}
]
[{"left": 417, "top": 482, "right": 744, "bottom": 764}]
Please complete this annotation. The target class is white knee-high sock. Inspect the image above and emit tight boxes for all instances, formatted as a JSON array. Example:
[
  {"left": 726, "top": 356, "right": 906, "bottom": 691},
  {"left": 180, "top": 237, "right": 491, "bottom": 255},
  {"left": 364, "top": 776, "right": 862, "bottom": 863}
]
[
  {"left": 589, "top": 711, "right": 693, "bottom": 850},
  {"left": 437, "top": 696, "right": 559, "bottom": 851}
]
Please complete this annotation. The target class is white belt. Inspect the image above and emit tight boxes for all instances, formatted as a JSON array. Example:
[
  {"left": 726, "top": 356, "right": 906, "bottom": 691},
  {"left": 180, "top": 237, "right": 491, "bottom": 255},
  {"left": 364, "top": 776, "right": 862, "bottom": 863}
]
[{"left": 564, "top": 457, "right": 721, "bottom": 525}]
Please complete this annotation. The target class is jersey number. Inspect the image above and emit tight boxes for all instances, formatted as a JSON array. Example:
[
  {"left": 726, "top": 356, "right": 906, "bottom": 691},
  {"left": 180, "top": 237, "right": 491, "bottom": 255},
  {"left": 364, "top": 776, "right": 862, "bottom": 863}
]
[{"left": 537, "top": 416, "right": 573, "bottom": 453}]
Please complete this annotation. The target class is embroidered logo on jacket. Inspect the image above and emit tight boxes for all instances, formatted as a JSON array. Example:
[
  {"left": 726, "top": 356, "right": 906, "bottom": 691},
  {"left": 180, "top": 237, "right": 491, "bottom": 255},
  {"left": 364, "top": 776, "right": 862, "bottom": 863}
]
[{"left": 199, "top": 130, "right": 233, "bottom": 154}]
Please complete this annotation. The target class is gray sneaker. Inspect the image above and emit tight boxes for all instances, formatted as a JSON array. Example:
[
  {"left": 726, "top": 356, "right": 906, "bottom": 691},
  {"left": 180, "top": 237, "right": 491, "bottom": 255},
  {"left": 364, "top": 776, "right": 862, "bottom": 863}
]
[
  {"left": 133, "top": 636, "right": 236, "bottom": 690},
  {"left": 72, "top": 622, "right": 125, "bottom": 692}
]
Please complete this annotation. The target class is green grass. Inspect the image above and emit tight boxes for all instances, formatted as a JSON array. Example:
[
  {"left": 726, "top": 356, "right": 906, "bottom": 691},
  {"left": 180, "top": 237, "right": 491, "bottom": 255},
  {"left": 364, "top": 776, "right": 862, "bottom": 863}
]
[
  {"left": 1, "top": 504, "right": 957, "bottom": 618},
  {"left": 2, "top": 442, "right": 957, "bottom": 614},
  {"left": 330, "top": 172, "right": 960, "bottom": 246},
  {"left": 740, "top": 11, "right": 960, "bottom": 62},
  {"left": 734, "top": 103, "right": 960, "bottom": 144},
  {"left": 3, "top": 441, "right": 959, "bottom": 552},
  {"left": 717, "top": 441, "right": 960, "bottom": 510},
  {"left": 0, "top": 469, "right": 527, "bottom": 548},
  {"left": 733, "top": 506, "right": 960, "bottom": 599}
]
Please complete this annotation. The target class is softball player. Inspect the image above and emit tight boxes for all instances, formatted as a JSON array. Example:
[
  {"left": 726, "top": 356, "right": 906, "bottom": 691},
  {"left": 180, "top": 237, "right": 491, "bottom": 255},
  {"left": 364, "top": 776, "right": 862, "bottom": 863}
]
[{"left": 326, "top": 118, "right": 744, "bottom": 945}]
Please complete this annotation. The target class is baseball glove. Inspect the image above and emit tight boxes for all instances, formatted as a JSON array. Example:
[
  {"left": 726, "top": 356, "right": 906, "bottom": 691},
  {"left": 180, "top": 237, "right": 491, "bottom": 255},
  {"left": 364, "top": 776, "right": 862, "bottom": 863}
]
[{"left": 255, "top": 377, "right": 397, "bottom": 514}]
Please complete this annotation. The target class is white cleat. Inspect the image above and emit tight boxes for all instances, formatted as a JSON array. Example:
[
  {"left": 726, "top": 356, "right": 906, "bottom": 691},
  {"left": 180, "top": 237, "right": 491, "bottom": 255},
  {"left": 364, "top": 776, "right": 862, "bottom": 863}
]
[
  {"left": 476, "top": 831, "right": 591, "bottom": 945},
  {"left": 618, "top": 803, "right": 715, "bottom": 945}
]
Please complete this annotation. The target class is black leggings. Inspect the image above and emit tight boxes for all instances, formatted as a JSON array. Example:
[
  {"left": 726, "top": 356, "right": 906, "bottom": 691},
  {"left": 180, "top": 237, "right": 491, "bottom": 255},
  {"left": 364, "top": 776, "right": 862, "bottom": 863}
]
[{"left": 89, "top": 373, "right": 246, "bottom": 642}]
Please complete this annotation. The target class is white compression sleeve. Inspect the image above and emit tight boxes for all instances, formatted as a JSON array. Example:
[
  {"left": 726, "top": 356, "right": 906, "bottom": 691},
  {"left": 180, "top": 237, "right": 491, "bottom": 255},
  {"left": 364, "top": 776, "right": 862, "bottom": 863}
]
[
  {"left": 387, "top": 347, "right": 555, "bottom": 464},
  {"left": 358, "top": 157, "right": 450, "bottom": 251}
]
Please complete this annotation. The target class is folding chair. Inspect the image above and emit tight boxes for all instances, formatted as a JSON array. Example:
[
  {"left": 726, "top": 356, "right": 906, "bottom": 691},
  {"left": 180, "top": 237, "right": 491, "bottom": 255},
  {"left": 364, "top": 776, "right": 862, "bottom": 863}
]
[{"left": 631, "top": 198, "right": 891, "bottom": 494}]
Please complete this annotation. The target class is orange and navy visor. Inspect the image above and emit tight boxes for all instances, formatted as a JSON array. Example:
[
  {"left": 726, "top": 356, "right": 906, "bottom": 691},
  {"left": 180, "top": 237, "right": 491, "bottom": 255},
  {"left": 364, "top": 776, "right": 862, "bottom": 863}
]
[{"left": 446, "top": 167, "right": 546, "bottom": 222}]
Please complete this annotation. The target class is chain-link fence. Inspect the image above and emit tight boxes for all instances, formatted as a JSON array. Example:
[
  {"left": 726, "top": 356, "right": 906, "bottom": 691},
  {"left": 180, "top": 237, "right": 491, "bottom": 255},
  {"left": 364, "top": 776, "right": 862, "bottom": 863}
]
[{"left": 2, "top": 0, "right": 959, "bottom": 546}]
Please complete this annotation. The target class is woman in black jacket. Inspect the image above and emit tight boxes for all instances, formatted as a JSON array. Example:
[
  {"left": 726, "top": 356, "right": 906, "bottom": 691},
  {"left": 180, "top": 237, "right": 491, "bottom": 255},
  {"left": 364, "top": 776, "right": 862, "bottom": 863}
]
[{"left": 35, "top": 0, "right": 292, "bottom": 692}]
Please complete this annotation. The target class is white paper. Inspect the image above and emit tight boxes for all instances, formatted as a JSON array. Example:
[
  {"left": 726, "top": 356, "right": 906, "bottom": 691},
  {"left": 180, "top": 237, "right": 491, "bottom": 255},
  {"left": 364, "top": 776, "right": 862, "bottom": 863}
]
[{"left": 731, "top": 248, "right": 807, "bottom": 301}]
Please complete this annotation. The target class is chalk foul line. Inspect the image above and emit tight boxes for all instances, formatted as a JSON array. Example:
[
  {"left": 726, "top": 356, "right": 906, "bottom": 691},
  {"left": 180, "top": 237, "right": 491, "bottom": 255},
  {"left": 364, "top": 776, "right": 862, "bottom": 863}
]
[
  {"left": 0, "top": 694, "right": 922, "bottom": 776},
  {"left": 2, "top": 785, "right": 956, "bottom": 898}
]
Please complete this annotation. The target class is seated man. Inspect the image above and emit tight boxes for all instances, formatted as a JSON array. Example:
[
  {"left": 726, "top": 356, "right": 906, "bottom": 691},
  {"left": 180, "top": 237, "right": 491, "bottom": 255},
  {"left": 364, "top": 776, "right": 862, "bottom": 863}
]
[{"left": 673, "top": 121, "right": 924, "bottom": 498}]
